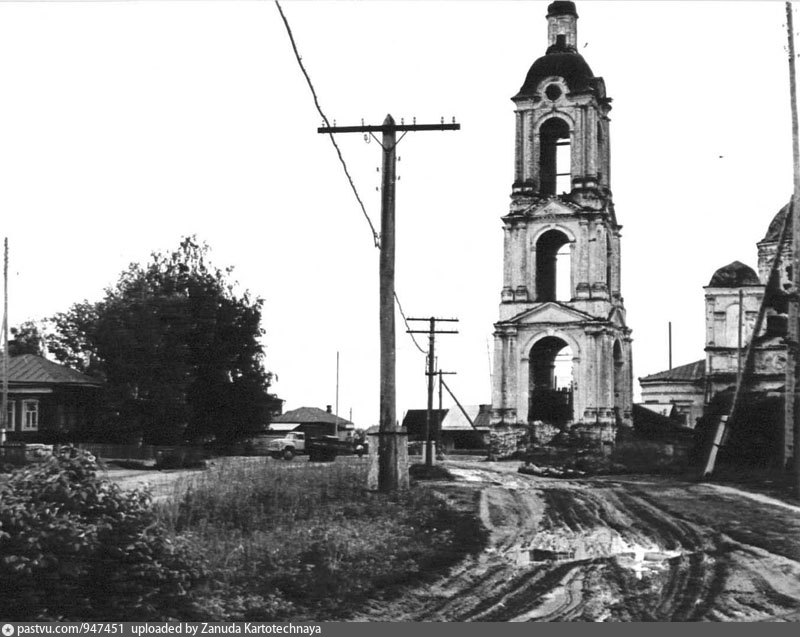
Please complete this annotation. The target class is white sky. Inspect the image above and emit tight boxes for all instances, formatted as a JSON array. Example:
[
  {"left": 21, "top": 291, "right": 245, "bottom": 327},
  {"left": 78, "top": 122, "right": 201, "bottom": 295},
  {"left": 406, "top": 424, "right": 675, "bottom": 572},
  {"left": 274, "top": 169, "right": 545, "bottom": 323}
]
[{"left": 0, "top": 0, "right": 793, "bottom": 427}]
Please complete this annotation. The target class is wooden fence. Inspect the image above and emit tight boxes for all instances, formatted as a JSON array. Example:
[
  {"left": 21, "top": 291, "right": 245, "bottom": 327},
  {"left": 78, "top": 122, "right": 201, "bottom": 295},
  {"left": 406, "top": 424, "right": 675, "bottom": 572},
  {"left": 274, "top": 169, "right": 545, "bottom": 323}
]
[
  {"left": 1, "top": 435, "right": 289, "bottom": 467},
  {"left": 0, "top": 443, "right": 53, "bottom": 465}
]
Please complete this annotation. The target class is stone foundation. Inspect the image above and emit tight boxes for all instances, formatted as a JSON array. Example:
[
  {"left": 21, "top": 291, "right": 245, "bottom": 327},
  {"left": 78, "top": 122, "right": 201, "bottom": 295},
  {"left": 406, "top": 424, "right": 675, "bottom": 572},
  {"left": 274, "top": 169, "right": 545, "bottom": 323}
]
[
  {"left": 490, "top": 420, "right": 618, "bottom": 455},
  {"left": 367, "top": 428, "right": 409, "bottom": 490},
  {"left": 529, "top": 420, "right": 562, "bottom": 445},
  {"left": 489, "top": 426, "right": 531, "bottom": 459},
  {"left": 567, "top": 422, "right": 618, "bottom": 445}
]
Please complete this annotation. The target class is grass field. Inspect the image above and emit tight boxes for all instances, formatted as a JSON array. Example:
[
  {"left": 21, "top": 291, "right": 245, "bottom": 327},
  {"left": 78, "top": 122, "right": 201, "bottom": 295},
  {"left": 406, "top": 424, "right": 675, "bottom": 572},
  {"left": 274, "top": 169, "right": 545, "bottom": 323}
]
[{"left": 153, "top": 457, "right": 485, "bottom": 620}]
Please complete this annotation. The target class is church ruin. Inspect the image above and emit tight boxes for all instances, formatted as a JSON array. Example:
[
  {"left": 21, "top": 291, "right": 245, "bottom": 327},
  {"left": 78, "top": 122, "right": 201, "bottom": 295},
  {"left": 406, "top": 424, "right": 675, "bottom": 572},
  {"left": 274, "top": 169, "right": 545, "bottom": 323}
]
[
  {"left": 640, "top": 202, "right": 795, "bottom": 467},
  {"left": 491, "top": 1, "right": 633, "bottom": 442}
]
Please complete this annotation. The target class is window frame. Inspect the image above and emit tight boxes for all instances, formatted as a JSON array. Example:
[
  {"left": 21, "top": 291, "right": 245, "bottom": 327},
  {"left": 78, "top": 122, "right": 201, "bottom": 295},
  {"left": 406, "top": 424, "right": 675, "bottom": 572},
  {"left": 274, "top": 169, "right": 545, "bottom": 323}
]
[
  {"left": 22, "top": 399, "right": 39, "bottom": 432},
  {"left": 4, "top": 400, "right": 14, "bottom": 431}
]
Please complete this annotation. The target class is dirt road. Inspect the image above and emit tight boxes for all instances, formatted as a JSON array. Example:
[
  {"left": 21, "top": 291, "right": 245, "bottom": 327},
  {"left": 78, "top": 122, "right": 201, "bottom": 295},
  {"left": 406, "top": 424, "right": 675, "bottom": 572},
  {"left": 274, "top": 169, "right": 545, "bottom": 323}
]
[{"left": 359, "top": 461, "right": 800, "bottom": 622}]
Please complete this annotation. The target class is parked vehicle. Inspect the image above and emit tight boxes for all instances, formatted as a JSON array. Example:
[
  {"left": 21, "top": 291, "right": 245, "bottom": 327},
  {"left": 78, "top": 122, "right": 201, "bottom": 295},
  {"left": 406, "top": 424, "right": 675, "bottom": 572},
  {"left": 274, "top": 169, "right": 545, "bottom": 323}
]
[
  {"left": 267, "top": 431, "right": 358, "bottom": 461},
  {"left": 267, "top": 432, "right": 306, "bottom": 460}
]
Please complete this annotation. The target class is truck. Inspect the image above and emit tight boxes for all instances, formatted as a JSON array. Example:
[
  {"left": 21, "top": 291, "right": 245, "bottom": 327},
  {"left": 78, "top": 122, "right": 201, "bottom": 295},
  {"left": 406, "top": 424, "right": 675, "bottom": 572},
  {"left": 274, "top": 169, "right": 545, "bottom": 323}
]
[
  {"left": 267, "top": 432, "right": 307, "bottom": 460},
  {"left": 267, "top": 431, "right": 359, "bottom": 461}
]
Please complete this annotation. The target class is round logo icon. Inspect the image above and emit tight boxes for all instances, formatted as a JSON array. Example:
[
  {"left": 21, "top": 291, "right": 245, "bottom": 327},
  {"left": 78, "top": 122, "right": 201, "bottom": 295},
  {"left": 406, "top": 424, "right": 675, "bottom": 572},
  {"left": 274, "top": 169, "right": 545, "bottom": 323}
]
[{"left": 2, "top": 624, "right": 15, "bottom": 637}]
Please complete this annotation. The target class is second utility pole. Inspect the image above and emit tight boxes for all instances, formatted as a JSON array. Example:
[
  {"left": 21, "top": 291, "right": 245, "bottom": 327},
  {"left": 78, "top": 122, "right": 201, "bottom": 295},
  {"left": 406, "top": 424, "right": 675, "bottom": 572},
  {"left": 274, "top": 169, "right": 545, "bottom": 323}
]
[
  {"left": 319, "top": 115, "right": 459, "bottom": 491},
  {"left": 408, "top": 316, "right": 459, "bottom": 467}
]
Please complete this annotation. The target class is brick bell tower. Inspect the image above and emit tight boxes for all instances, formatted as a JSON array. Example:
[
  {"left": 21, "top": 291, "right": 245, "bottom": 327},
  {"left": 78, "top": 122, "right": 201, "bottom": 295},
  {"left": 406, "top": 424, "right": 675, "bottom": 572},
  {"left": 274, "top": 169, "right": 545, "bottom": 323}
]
[{"left": 491, "top": 1, "right": 633, "bottom": 442}]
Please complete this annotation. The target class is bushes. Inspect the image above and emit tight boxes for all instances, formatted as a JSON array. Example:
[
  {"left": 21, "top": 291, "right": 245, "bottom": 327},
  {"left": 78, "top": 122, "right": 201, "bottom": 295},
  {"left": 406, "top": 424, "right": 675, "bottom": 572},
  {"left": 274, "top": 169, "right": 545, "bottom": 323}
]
[
  {"left": 0, "top": 452, "right": 484, "bottom": 621},
  {"left": 0, "top": 448, "right": 205, "bottom": 621}
]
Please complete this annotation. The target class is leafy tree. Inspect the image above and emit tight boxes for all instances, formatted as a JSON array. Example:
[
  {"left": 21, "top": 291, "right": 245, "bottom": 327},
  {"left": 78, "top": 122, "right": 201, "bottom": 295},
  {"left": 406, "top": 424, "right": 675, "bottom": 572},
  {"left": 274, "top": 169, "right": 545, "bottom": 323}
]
[
  {"left": 45, "top": 302, "right": 100, "bottom": 374},
  {"left": 9, "top": 320, "right": 47, "bottom": 357},
  {"left": 49, "top": 237, "right": 275, "bottom": 445}
]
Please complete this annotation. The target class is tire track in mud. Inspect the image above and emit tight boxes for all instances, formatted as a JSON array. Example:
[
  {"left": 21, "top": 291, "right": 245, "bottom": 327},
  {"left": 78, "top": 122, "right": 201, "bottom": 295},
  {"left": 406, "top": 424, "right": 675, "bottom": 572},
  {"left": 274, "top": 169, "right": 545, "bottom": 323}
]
[{"left": 356, "top": 465, "right": 800, "bottom": 622}]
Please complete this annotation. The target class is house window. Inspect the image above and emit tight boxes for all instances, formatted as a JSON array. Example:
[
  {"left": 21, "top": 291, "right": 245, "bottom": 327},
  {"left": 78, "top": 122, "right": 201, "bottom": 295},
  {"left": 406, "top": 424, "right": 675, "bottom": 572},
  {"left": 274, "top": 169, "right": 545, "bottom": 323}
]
[
  {"left": 22, "top": 400, "right": 39, "bottom": 431},
  {"left": 4, "top": 401, "right": 14, "bottom": 431}
]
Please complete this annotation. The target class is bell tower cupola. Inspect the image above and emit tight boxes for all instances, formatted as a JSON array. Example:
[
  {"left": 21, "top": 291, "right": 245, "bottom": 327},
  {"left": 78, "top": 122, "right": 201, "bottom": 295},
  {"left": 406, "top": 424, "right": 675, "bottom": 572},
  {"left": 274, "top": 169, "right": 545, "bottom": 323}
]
[
  {"left": 547, "top": 0, "right": 578, "bottom": 51},
  {"left": 512, "top": 1, "right": 611, "bottom": 201}
]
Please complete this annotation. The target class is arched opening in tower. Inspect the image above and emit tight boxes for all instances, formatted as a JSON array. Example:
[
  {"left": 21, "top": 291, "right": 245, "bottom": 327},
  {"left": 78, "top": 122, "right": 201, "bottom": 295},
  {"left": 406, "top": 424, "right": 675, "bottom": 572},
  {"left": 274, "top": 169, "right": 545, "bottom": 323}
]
[
  {"left": 725, "top": 302, "right": 753, "bottom": 348},
  {"left": 613, "top": 340, "right": 624, "bottom": 426},
  {"left": 536, "top": 229, "right": 571, "bottom": 302},
  {"left": 528, "top": 336, "right": 573, "bottom": 424},
  {"left": 539, "top": 117, "right": 571, "bottom": 196}
]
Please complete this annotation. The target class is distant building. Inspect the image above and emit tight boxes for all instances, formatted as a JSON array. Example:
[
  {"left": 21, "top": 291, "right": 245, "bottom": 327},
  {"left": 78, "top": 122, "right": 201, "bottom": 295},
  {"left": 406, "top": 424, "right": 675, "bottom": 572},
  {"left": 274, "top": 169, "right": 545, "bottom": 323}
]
[
  {"left": 440, "top": 405, "right": 491, "bottom": 451},
  {"left": 401, "top": 405, "right": 490, "bottom": 452},
  {"left": 401, "top": 409, "right": 447, "bottom": 442},
  {"left": 639, "top": 360, "right": 705, "bottom": 428},
  {"left": 638, "top": 203, "right": 795, "bottom": 465},
  {"left": 270, "top": 405, "right": 354, "bottom": 441},
  {"left": 0, "top": 354, "right": 102, "bottom": 443}
]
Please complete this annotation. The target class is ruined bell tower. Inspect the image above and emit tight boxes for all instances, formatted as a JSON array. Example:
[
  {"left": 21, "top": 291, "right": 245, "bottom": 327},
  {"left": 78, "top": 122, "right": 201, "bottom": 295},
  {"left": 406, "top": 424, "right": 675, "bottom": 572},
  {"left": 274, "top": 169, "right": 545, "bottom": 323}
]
[{"left": 491, "top": 1, "right": 633, "bottom": 441}]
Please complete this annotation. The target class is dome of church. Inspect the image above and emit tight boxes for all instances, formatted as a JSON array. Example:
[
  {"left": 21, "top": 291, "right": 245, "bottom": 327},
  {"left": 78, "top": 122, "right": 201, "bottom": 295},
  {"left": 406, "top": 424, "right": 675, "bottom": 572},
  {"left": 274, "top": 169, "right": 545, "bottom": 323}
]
[
  {"left": 514, "top": 48, "right": 596, "bottom": 99},
  {"left": 707, "top": 261, "right": 761, "bottom": 287},
  {"left": 761, "top": 201, "right": 791, "bottom": 243}
]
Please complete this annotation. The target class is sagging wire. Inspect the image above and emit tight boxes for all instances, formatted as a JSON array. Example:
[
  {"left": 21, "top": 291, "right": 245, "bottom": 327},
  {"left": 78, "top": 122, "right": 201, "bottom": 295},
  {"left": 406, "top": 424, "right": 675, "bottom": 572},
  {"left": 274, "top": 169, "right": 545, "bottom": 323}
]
[
  {"left": 274, "top": 1, "right": 427, "bottom": 358},
  {"left": 394, "top": 292, "right": 427, "bottom": 355},
  {"left": 274, "top": 0, "right": 381, "bottom": 249}
]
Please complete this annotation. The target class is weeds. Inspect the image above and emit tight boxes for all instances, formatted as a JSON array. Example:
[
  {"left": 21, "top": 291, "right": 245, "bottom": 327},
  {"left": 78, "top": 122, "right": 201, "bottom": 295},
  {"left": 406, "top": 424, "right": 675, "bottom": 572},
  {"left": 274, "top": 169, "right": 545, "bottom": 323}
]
[{"left": 154, "top": 459, "right": 482, "bottom": 620}]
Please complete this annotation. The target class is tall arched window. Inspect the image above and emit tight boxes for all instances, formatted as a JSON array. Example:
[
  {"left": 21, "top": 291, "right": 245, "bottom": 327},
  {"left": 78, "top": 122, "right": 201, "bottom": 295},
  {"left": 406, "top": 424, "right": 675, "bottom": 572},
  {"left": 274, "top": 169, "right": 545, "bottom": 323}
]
[
  {"left": 539, "top": 118, "right": 571, "bottom": 195},
  {"left": 597, "top": 121, "right": 604, "bottom": 184},
  {"left": 536, "top": 229, "right": 571, "bottom": 302},
  {"left": 725, "top": 302, "right": 752, "bottom": 348}
]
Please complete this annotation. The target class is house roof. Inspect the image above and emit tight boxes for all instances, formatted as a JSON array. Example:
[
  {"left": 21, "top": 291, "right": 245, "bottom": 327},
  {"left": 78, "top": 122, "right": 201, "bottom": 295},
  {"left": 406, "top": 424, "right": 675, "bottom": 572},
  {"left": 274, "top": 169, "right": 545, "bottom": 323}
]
[
  {"left": 441, "top": 404, "right": 492, "bottom": 431},
  {"left": 268, "top": 422, "right": 301, "bottom": 432},
  {"left": 272, "top": 406, "right": 352, "bottom": 427},
  {"left": 637, "top": 403, "right": 675, "bottom": 417},
  {"left": 639, "top": 359, "right": 705, "bottom": 384},
  {"left": 401, "top": 409, "right": 447, "bottom": 432},
  {"left": 402, "top": 405, "right": 491, "bottom": 432},
  {"left": 3, "top": 354, "right": 101, "bottom": 387}
]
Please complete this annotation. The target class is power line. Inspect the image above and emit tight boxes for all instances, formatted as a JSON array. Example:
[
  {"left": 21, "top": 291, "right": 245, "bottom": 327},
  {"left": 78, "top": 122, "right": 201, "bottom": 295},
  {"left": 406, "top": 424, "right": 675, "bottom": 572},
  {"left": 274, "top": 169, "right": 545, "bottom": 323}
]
[
  {"left": 394, "top": 292, "right": 426, "bottom": 355},
  {"left": 275, "top": 1, "right": 439, "bottom": 362},
  {"left": 274, "top": 0, "right": 380, "bottom": 248}
]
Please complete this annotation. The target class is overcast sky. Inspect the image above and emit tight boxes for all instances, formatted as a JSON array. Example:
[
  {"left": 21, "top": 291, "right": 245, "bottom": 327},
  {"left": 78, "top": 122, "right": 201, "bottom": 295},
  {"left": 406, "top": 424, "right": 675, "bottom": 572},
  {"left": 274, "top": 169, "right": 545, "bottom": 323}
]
[{"left": 0, "top": 0, "right": 793, "bottom": 426}]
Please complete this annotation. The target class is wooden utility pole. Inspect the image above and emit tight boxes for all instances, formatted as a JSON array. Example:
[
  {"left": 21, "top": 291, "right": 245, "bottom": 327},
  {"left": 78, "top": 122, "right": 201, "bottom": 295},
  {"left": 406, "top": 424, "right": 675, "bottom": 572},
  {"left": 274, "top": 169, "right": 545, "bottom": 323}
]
[
  {"left": 437, "top": 370, "right": 456, "bottom": 454},
  {"left": 440, "top": 375, "right": 477, "bottom": 428},
  {"left": 437, "top": 370, "right": 457, "bottom": 412},
  {"left": 1, "top": 239, "right": 6, "bottom": 444},
  {"left": 335, "top": 351, "right": 340, "bottom": 423},
  {"left": 737, "top": 289, "right": 744, "bottom": 390},
  {"left": 786, "top": 1, "right": 800, "bottom": 497},
  {"left": 318, "top": 116, "right": 459, "bottom": 490},
  {"left": 668, "top": 321, "right": 672, "bottom": 370},
  {"left": 407, "top": 317, "right": 458, "bottom": 467}
]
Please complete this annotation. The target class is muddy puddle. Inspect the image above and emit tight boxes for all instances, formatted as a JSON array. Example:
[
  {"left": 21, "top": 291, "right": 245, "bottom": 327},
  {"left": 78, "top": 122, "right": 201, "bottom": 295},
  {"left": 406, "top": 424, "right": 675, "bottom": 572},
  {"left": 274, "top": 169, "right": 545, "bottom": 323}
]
[{"left": 507, "top": 528, "right": 686, "bottom": 581}]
